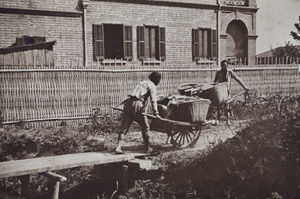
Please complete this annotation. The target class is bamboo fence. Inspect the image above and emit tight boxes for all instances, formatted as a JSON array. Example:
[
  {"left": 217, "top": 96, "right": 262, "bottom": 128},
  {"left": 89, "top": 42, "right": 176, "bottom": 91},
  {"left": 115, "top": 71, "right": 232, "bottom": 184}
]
[{"left": 0, "top": 58, "right": 299, "bottom": 126}]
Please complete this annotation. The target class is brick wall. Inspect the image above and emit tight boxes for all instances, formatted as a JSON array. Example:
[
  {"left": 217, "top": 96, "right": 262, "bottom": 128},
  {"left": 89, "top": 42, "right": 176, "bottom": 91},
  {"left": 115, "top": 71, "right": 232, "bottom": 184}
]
[
  {"left": 0, "top": 0, "right": 79, "bottom": 12},
  {"left": 0, "top": 0, "right": 84, "bottom": 66},
  {"left": 86, "top": 1, "right": 217, "bottom": 67},
  {"left": 0, "top": 0, "right": 257, "bottom": 67}
]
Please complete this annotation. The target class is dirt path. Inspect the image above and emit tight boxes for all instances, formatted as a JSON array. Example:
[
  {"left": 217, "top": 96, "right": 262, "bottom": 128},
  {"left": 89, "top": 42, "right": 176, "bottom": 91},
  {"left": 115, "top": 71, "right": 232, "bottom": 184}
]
[
  {"left": 195, "top": 119, "right": 248, "bottom": 149},
  {"left": 107, "top": 119, "right": 249, "bottom": 154}
]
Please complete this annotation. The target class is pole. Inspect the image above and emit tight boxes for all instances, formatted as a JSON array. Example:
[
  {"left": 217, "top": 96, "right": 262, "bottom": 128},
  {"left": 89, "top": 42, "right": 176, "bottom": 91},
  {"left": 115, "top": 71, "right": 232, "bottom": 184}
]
[
  {"left": 44, "top": 171, "right": 67, "bottom": 199},
  {"left": 217, "top": 0, "right": 221, "bottom": 66},
  {"left": 82, "top": 0, "right": 90, "bottom": 67}
]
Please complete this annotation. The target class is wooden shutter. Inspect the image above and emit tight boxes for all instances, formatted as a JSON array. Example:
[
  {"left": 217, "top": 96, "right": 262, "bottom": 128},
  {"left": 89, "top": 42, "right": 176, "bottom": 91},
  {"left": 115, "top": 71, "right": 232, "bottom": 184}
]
[
  {"left": 93, "top": 24, "right": 104, "bottom": 61},
  {"left": 137, "top": 26, "right": 145, "bottom": 60},
  {"left": 203, "top": 30, "right": 208, "bottom": 58},
  {"left": 211, "top": 29, "right": 217, "bottom": 58},
  {"left": 192, "top": 29, "right": 200, "bottom": 61},
  {"left": 159, "top": 27, "right": 166, "bottom": 61},
  {"left": 123, "top": 26, "right": 133, "bottom": 60},
  {"left": 34, "top": 36, "right": 46, "bottom": 44},
  {"left": 16, "top": 37, "right": 24, "bottom": 46}
]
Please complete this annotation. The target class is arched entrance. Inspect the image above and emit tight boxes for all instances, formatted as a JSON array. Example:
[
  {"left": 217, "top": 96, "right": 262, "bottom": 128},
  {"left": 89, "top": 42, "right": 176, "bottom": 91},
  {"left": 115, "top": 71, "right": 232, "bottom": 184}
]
[{"left": 226, "top": 20, "right": 248, "bottom": 63}]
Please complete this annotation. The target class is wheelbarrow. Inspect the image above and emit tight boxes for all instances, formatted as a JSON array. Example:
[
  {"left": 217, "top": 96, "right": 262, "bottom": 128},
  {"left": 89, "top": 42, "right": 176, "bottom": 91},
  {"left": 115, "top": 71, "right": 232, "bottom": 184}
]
[
  {"left": 112, "top": 95, "right": 216, "bottom": 149},
  {"left": 144, "top": 95, "right": 213, "bottom": 148}
]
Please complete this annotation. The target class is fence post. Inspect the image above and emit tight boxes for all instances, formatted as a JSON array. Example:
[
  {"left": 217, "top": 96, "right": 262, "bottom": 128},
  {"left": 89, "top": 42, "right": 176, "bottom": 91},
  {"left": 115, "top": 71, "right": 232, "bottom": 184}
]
[
  {"left": 44, "top": 171, "right": 67, "bottom": 199},
  {"left": 20, "top": 175, "right": 30, "bottom": 198}
]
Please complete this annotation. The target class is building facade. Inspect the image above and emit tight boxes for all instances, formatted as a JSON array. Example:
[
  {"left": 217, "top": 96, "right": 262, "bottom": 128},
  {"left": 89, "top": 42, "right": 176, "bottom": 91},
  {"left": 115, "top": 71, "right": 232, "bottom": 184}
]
[{"left": 0, "top": 0, "right": 258, "bottom": 67}]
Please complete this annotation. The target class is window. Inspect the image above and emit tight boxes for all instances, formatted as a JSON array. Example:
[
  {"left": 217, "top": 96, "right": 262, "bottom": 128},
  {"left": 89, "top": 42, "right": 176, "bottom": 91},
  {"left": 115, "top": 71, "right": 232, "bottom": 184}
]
[
  {"left": 137, "top": 26, "right": 165, "bottom": 61},
  {"left": 16, "top": 36, "right": 46, "bottom": 46},
  {"left": 93, "top": 24, "right": 133, "bottom": 61},
  {"left": 192, "top": 28, "right": 217, "bottom": 61}
]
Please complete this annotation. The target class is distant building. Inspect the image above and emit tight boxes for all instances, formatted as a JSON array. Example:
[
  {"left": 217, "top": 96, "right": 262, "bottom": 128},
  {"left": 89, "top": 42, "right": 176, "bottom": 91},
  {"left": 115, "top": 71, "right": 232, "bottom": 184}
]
[
  {"left": 256, "top": 45, "right": 300, "bottom": 64},
  {"left": 0, "top": 0, "right": 258, "bottom": 67},
  {"left": 256, "top": 49, "right": 273, "bottom": 58}
]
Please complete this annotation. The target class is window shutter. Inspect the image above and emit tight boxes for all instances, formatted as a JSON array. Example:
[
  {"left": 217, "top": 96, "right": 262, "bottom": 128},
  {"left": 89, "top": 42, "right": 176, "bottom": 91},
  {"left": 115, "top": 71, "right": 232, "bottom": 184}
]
[
  {"left": 192, "top": 29, "right": 200, "bottom": 61},
  {"left": 211, "top": 29, "right": 217, "bottom": 58},
  {"left": 203, "top": 30, "right": 208, "bottom": 58},
  {"left": 137, "top": 26, "right": 145, "bottom": 60},
  {"left": 93, "top": 24, "right": 104, "bottom": 61},
  {"left": 159, "top": 27, "right": 166, "bottom": 61},
  {"left": 123, "top": 26, "right": 133, "bottom": 60},
  {"left": 16, "top": 37, "right": 24, "bottom": 46},
  {"left": 34, "top": 36, "right": 46, "bottom": 44}
]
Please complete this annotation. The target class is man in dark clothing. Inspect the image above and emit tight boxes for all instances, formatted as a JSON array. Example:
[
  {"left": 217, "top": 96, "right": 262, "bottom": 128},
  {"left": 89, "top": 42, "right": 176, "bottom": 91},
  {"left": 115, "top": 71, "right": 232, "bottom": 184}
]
[
  {"left": 213, "top": 60, "right": 249, "bottom": 124},
  {"left": 214, "top": 60, "right": 249, "bottom": 92}
]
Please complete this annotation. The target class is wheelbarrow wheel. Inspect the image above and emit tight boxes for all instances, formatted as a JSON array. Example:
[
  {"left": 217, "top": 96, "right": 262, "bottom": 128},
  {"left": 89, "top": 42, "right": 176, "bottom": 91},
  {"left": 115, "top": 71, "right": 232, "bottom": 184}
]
[{"left": 170, "top": 126, "right": 202, "bottom": 149}]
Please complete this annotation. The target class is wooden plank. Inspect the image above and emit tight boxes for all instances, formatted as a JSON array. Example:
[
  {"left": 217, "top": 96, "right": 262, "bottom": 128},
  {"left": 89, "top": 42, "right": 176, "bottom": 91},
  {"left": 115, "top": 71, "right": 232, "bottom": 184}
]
[
  {"left": 128, "top": 159, "right": 153, "bottom": 170},
  {"left": 0, "top": 152, "right": 146, "bottom": 178}
]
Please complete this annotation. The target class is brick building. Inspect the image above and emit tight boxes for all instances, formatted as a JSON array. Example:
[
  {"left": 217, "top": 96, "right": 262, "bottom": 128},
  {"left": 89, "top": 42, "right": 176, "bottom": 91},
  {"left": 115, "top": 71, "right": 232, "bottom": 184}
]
[{"left": 0, "top": 0, "right": 258, "bottom": 67}]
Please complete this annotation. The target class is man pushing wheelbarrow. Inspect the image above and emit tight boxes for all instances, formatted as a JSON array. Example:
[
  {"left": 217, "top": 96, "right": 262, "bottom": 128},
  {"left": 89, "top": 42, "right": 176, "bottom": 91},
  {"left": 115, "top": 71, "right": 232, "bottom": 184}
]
[
  {"left": 114, "top": 71, "right": 162, "bottom": 155},
  {"left": 178, "top": 60, "right": 250, "bottom": 125},
  {"left": 211, "top": 60, "right": 249, "bottom": 124}
]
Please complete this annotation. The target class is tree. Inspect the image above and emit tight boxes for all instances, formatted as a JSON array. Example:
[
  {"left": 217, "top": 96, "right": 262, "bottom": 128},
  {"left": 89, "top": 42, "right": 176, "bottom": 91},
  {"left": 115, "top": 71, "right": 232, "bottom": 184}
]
[
  {"left": 290, "top": 16, "right": 300, "bottom": 42},
  {"left": 271, "top": 42, "right": 300, "bottom": 64},
  {"left": 272, "top": 42, "right": 300, "bottom": 58}
]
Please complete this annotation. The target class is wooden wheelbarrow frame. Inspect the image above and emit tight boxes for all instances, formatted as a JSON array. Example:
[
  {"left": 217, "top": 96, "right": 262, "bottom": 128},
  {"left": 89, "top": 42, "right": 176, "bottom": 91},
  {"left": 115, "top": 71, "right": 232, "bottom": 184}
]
[{"left": 111, "top": 106, "right": 214, "bottom": 149}]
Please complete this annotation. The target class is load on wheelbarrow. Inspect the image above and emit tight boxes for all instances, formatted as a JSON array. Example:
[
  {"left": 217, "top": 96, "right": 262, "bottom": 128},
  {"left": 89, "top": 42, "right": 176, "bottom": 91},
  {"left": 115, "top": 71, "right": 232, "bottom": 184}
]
[
  {"left": 145, "top": 95, "right": 212, "bottom": 149},
  {"left": 177, "top": 82, "right": 249, "bottom": 124}
]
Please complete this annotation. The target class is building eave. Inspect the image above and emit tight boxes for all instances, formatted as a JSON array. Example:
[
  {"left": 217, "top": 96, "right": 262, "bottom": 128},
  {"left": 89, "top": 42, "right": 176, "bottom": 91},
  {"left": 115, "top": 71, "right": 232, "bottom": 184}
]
[
  {"left": 91, "top": 0, "right": 218, "bottom": 10},
  {"left": 0, "top": 7, "right": 82, "bottom": 17},
  {"left": 91, "top": 0, "right": 259, "bottom": 12},
  {"left": 0, "top": 41, "right": 56, "bottom": 55},
  {"left": 221, "top": 5, "right": 259, "bottom": 13}
]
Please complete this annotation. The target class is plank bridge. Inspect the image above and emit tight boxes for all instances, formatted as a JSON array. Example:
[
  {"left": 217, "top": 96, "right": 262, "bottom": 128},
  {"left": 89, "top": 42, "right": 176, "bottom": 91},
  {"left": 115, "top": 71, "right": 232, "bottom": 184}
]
[{"left": 0, "top": 152, "right": 151, "bottom": 199}]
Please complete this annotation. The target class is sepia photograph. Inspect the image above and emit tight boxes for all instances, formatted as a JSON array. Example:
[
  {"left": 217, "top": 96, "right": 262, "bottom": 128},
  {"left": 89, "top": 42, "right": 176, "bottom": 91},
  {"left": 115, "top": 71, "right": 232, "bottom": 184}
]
[{"left": 0, "top": 0, "right": 299, "bottom": 198}]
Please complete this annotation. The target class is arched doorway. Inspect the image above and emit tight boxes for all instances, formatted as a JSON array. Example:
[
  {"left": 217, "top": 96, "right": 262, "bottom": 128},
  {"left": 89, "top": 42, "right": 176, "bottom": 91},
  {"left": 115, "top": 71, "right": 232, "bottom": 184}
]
[{"left": 226, "top": 20, "right": 248, "bottom": 64}]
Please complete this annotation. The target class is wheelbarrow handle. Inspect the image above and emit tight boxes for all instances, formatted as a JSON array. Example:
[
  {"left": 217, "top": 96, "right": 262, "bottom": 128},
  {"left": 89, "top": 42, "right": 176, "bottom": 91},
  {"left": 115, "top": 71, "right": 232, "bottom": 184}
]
[
  {"left": 244, "top": 90, "right": 250, "bottom": 101},
  {"left": 111, "top": 106, "right": 124, "bottom": 112},
  {"left": 225, "top": 90, "right": 249, "bottom": 104},
  {"left": 143, "top": 113, "right": 178, "bottom": 124},
  {"left": 143, "top": 113, "right": 163, "bottom": 120},
  {"left": 232, "top": 90, "right": 247, "bottom": 99}
]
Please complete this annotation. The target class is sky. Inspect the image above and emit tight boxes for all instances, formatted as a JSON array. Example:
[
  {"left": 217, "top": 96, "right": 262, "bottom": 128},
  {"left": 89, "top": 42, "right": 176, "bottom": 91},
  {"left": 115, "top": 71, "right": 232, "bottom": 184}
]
[{"left": 256, "top": 0, "right": 300, "bottom": 54}]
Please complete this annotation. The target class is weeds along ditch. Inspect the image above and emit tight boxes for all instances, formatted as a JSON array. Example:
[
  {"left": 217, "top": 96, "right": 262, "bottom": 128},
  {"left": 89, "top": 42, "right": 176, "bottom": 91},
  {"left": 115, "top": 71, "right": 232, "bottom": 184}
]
[
  {"left": 0, "top": 114, "right": 126, "bottom": 199},
  {"left": 0, "top": 92, "right": 299, "bottom": 199},
  {"left": 121, "top": 92, "right": 300, "bottom": 199}
]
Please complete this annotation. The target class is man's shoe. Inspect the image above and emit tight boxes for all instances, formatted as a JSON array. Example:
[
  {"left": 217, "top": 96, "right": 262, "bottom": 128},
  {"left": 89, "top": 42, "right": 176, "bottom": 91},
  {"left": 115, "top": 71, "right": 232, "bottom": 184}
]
[
  {"left": 115, "top": 149, "right": 124, "bottom": 154},
  {"left": 145, "top": 147, "right": 160, "bottom": 156}
]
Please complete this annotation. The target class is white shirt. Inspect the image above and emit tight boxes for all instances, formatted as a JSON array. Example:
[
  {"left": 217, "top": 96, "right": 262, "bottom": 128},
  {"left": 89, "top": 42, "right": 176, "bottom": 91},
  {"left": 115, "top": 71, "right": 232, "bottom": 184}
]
[{"left": 129, "top": 80, "right": 159, "bottom": 115}]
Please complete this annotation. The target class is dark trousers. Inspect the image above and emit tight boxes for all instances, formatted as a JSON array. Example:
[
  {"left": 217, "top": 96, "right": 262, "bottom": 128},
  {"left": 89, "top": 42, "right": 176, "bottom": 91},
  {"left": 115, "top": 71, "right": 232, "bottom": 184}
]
[{"left": 118, "top": 97, "right": 150, "bottom": 145}]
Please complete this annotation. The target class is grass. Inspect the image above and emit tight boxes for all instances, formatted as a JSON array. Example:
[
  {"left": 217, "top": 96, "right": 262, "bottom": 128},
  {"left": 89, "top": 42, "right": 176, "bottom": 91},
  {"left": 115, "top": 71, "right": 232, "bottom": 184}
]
[
  {"left": 121, "top": 92, "right": 300, "bottom": 199},
  {"left": 0, "top": 92, "right": 299, "bottom": 199}
]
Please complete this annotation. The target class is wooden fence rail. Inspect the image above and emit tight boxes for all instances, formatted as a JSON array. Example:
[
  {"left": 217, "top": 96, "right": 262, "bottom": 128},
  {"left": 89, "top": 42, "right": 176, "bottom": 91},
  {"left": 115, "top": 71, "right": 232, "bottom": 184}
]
[
  {"left": 255, "top": 56, "right": 300, "bottom": 65},
  {"left": 0, "top": 65, "right": 299, "bottom": 125}
]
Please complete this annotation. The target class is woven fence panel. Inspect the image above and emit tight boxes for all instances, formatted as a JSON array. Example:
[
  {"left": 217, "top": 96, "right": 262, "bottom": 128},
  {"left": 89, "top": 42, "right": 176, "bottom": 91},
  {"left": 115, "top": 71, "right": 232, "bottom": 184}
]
[
  {"left": 0, "top": 67, "right": 299, "bottom": 124},
  {"left": 234, "top": 68, "right": 300, "bottom": 94}
]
